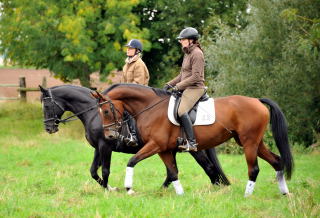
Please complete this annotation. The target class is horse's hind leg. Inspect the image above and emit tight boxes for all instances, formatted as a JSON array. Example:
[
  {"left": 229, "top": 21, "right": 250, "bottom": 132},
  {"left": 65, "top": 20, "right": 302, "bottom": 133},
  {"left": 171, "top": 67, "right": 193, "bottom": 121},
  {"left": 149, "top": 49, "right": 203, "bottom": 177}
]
[
  {"left": 159, "top": 151, "right": 184, "bottom": 195},
  {"left": 190, "top": 149, "right": 230, "bottom": 186},
  {"left": 257, "top": 141, "right": 289, "bottom": 194},
  {"left": 242, "top": 142, "right": 260, "bottom": 197},
  {"left": 235, "top": 133, "right": 261, "bottom": 197}
]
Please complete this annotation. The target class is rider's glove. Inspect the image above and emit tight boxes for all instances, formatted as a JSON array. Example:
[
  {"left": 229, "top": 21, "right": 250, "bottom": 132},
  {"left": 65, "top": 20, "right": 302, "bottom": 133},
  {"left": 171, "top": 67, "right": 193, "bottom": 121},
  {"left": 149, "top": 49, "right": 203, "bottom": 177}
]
[
  {"left": 163, "top": 84, "right": 171, "bottom": 92},
  {"left": 172, "top": 86, "right": 179, "bottom": 92}
]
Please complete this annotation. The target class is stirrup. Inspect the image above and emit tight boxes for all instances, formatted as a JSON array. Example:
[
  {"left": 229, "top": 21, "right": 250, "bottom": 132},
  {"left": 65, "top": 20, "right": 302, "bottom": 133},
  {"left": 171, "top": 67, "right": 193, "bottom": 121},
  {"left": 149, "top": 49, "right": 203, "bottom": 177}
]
[
  {"left": 125, "top": 134, "right": 138, "bottom": 147},
  {"left": 178, "top": 143, "right": 198, "bottom": 152}
]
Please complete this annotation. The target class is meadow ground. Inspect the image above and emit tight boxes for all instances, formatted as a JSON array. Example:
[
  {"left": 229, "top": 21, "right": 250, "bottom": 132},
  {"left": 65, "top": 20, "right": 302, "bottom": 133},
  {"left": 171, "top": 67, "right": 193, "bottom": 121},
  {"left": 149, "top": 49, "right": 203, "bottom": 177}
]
[{"left": 0, "top": 102, "right": 319, "bottom": 217}]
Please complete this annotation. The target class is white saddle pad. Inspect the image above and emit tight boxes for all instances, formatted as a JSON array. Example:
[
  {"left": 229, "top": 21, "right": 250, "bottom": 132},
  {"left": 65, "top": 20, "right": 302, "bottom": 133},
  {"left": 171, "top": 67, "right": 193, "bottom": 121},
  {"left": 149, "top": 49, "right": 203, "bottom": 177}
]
[{"left": 167, "top": 95, "right": 215, "bottom": 126}]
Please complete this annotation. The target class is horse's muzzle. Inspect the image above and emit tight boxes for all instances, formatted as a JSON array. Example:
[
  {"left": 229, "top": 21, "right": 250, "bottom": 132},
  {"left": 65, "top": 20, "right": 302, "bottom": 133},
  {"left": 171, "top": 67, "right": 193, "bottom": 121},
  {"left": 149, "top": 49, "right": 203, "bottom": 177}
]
[
  {"left": 45, "top": 125, "right": 59, "bottom": 134},
  {"left": 104, "top": 130, "right": 119, "bottom": 140}
]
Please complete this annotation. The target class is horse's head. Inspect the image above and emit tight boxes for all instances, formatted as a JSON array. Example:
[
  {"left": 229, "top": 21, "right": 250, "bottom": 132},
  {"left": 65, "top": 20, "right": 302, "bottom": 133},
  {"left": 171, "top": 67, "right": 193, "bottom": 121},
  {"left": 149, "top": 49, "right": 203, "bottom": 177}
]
[
  {"left": 91, "top": 91, "right": 124, "bottom": 141},
  {"left": 39, "top": 85, "right": 65, "bottom": 134}
]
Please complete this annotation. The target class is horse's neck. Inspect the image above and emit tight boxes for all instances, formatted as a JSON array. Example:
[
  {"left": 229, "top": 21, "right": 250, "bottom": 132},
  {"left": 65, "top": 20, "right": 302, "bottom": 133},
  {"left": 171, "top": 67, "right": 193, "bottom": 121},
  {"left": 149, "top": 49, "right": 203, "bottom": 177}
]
[
  {"left": 54, "top": 88, "right": 97, "bottom": 123},
  {"left": 110, "top": 87, "right": 160, "bottom": 115}
]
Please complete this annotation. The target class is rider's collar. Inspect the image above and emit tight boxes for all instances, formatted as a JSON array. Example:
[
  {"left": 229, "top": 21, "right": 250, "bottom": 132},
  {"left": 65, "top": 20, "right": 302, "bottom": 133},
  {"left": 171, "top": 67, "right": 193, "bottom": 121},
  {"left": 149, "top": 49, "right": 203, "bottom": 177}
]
[
  {"left": 182, "top": 44, "right": 196, "bottom": 54},
  {"left": 125, "top": 54, "right": 140, "bottom": 64}
]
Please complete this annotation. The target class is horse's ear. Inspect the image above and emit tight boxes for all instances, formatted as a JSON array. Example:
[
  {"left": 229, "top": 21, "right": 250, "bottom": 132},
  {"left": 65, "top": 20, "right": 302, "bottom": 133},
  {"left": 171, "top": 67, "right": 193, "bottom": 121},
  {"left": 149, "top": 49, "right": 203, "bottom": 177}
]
[
  {"left": 91, "top": 91, "right": 104, "bottom": 100},
  {"left": 39, "top": 85, "right": 48, "bottom": 95},
  {"left": 39, "top": 85, "right": 48, "bottom": 94}
]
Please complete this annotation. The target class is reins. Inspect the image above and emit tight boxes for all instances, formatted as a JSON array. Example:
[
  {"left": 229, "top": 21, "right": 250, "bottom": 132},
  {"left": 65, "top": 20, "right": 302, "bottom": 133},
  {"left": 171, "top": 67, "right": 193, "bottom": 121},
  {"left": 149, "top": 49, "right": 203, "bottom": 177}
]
[
  {"left": 58, "top": 104, "right": 98, "bottom": 124},
  {"left": 98, "top": 95, "right": 170, "bottom": 130},
  {"left": 131, "top": 96, "right": 170, "bottom": 119}
]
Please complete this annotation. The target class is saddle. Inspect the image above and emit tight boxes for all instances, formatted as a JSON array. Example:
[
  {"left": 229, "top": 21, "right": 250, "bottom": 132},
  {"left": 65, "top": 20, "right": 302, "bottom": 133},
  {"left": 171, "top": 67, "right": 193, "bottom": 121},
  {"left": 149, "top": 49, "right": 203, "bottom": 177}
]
[{"left": 168, "top": 91, "right": 215, "bottom": 126}]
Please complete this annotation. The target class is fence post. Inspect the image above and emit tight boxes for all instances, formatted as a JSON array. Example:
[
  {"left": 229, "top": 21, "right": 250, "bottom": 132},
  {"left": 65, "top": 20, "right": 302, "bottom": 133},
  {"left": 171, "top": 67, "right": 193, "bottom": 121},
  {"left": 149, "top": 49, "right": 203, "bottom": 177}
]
[
  {"left": 42, "top": 76, "right": 47, "bottom": 88},
  {"left": 19, "top": 76, "right": 26, "bottom": 102}
]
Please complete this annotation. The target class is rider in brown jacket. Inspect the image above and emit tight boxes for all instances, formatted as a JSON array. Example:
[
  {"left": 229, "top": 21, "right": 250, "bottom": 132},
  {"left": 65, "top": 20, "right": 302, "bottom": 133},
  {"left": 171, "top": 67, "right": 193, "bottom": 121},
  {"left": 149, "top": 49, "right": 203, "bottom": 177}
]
[{"left": 164, "top": 27, "right": 206, "bottom": 152}]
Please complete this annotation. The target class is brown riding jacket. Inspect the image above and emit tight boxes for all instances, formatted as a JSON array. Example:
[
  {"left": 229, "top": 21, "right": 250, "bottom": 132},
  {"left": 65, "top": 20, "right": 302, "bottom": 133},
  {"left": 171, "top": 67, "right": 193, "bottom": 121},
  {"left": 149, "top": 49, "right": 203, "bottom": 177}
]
[
  {"left": 121, "top": 55, "right": 150, "bottom": 86},
  {"left": 167, "top": 44, "right": 205, "bottom": 90}
]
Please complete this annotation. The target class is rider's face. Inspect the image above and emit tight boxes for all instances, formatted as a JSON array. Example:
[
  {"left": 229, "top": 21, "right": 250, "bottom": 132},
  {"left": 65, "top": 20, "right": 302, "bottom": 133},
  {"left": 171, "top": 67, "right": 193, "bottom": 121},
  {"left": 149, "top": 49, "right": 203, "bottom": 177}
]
[
  {"left": 126, "top": 47, "right": 136, "bottom": 56},
  {"left": 179, "top": 38, "right": 190, "bottom": 48}
]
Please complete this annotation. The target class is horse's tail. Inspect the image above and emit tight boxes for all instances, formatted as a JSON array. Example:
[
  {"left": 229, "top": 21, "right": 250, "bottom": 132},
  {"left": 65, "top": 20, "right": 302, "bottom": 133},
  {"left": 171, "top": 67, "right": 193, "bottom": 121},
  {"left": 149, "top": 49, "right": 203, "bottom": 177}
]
[
  {"left": 205, "top": 148, "right": 230, "bottom": 185},
  {"left": 259, "top": 98, "right": 294, "bottom": 180}
]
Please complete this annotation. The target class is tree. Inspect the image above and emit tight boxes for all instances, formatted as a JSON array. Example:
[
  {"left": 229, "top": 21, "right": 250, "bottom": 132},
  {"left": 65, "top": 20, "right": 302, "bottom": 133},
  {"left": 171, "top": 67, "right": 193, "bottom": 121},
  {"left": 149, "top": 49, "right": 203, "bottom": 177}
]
[
  {"left": 0, "top": 0, "right": 150, "bottom": 87},
  {"left": 205, "top": 0, "right": 320, "bottom": 145},
  {"left": 133, "top": 0, "right": 248, "bottom": 86}
]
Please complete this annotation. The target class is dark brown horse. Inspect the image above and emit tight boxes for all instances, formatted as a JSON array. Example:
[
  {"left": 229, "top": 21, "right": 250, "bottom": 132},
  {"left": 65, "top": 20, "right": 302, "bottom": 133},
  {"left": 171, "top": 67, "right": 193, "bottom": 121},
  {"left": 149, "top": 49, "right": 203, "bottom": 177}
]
[{"left": 93, "top": 83, "right": 293, "bottom": 196}]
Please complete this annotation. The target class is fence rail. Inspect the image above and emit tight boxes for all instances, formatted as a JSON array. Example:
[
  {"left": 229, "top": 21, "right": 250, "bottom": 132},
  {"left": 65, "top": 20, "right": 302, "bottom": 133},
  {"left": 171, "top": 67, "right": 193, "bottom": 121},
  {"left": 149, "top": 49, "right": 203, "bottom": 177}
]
[
  {"left": 0, "top": 84, "right": 20, "bottom": 87},
  {"left": 0, "top": 76, "right": 47, "bottom": 101}
]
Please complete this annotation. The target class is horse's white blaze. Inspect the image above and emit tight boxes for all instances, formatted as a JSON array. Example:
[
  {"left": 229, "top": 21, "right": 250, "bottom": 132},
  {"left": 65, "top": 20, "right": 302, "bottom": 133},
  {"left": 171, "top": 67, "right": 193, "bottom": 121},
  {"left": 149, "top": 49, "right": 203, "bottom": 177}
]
[
  {"left": 244, "top": 180, "right": 255, "bottom": 197},
  {"left": 276, "top": 171, "right": 289, "bottom": 194},
  {"left": 124, "top": 167, "right": 134, "bottom": 188},
  {"left": 172, "top": 180, "right": 184, "bottom": 195}
]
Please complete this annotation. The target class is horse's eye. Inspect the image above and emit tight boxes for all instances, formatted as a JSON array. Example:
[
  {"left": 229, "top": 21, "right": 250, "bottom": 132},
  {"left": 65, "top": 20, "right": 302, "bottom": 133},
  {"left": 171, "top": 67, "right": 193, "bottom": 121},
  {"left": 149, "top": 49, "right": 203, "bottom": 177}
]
[{"left": 104, "top": 110, "right": 109, "bottom": 116}]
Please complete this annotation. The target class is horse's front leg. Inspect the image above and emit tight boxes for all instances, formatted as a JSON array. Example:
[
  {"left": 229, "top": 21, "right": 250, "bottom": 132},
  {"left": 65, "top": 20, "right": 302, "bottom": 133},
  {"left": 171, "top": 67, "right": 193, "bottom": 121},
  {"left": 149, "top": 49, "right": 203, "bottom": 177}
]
[
  {"left": 159, "top": 151, "right": 184, "bottom": 195},
  {"left": 98, "top": 141, "right": 113, "bottom": 190},
  {"left": 90, "top": 148, "right": 103, "bottom": 186},
  {"left": 124, "top": 141, "right": 161, "bottom": 195},
  {"left": 161, "top": 150, "right": 178, "bottom": 188}
]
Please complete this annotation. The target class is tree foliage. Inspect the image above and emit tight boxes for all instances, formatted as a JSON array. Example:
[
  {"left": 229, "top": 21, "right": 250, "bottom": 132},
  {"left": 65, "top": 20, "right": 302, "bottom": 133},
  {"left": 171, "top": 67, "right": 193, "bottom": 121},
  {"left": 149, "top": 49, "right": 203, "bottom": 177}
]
[
  {"left": 0, "top": 0, "right": 150, "bottom": 86},
  {"left": 0, "top": 0, "right": 248, "bottom": 87},
  {"left": 134, "top": 0, "right": 248, "bottom": 86},
  {"left": 205, "top": 0, "right": 320, "bottom": 145}
]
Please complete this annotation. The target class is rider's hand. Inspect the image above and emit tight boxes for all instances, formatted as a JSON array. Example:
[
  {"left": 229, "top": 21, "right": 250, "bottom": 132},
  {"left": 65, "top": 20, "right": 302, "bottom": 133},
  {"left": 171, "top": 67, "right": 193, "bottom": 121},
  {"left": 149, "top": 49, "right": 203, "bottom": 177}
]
[
  {"left": 163, "top": 84, "right": 171, "bottom": 92},
  {"left": 172, "top": 86, "right": 179, "bottom": 92}
]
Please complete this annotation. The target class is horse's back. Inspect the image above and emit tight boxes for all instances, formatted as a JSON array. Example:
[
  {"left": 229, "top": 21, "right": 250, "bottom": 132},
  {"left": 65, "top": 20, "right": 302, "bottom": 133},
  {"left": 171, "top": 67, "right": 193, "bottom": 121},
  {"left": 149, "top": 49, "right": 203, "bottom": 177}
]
[{"left": 214, "top": 95, "right": 269, "bottom": 131}]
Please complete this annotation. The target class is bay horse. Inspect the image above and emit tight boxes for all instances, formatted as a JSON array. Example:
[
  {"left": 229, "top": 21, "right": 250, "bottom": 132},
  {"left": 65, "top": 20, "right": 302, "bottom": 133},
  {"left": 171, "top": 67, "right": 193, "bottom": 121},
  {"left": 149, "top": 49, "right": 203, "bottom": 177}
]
[
  {"left": 39, "top": 85, "right": 229, "bottom": 191},
  {"left": 93, "top": 83, "right": 294, "bottom": 196}
]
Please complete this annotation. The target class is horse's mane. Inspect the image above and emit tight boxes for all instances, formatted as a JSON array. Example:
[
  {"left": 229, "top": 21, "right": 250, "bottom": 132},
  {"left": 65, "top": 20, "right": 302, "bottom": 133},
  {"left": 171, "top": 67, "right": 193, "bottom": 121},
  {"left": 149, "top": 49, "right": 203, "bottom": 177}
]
[
  {"left": 51, "top": 84, "right": 91, "bottom": 91},
  {"left": 102, "top": 83, "right": 170, "bottom": 97}
]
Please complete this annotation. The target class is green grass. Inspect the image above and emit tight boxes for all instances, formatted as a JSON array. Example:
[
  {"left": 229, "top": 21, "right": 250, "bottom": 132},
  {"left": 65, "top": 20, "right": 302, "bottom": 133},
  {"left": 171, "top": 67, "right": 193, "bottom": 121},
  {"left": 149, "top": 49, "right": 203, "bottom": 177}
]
[{"left": 0, "top": 102, "right": 319, "bottom": 217}]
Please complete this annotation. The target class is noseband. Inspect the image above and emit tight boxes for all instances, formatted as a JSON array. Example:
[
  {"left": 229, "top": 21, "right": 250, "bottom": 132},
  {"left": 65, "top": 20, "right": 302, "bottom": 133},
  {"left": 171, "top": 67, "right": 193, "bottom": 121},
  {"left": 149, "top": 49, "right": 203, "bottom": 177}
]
[
  {"left": 98, "top": 97, "right": 124, "bottom": 133},
  {"left": 43, "top": 88, "right": 65, "bottom": 126}
]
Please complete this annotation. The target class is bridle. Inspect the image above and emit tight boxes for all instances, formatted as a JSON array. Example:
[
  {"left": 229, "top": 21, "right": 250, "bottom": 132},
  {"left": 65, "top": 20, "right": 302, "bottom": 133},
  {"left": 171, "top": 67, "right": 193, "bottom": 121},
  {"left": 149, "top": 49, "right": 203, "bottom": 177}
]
[
  {"left": 98, "top": 96, "right": 124, "bottom": 133},
  {"left": 42, "top": 88, "right": 98, "bottom": 126},
  {"left": 42, "top": 89, "right": 66, "bottom": 126},
  {"left": 98, "top": 95, "right": 170, "bottom": 133}
]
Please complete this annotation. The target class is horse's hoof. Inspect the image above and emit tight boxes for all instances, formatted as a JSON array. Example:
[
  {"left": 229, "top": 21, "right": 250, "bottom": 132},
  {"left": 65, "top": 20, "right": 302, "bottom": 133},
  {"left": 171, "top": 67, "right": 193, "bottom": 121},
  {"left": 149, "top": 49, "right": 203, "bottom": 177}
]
[
  {"left": 127, "top": 188, "right": 135, "bottom": 195},
  {"left": 283, "top": 192, "right": 292, "bottom": 196},
  {"left": 107, "top": 185, "right": 119, "bottom": 192}
]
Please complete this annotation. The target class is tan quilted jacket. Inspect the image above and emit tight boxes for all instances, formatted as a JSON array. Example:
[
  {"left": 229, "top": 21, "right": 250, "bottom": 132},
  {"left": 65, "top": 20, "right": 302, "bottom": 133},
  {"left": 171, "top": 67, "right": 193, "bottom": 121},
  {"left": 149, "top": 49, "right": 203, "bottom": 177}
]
[{"left": 121, "top": 55, "right": 149, "bottom": 86}]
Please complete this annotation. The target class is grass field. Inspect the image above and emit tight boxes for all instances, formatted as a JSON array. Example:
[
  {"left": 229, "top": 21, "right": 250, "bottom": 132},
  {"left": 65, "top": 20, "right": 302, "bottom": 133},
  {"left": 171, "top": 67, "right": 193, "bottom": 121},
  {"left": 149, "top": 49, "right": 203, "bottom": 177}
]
[{"left": 0, "top": 102, "right": 319, "bottom": 217}]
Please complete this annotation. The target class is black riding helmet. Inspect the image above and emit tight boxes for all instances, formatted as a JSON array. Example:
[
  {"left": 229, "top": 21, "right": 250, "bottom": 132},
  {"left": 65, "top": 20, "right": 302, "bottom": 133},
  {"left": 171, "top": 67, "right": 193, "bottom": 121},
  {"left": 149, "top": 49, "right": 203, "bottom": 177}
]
[
  {"left": 176, "top": 27, "right": 199, "bottom": 40},
  {"left": 125, "top": 39, "right": 143, "bottom": 52}
]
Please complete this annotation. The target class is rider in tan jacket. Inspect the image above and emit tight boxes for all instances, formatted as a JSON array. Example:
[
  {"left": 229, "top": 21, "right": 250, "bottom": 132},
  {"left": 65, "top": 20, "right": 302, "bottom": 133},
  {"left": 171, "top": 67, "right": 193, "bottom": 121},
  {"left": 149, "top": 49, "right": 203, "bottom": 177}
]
[
  {"left": 121, "top": 39, "right": 150, "bottom": 147},
  {"left": 121, "top": 39, "right": 149, "bottom": 86}
]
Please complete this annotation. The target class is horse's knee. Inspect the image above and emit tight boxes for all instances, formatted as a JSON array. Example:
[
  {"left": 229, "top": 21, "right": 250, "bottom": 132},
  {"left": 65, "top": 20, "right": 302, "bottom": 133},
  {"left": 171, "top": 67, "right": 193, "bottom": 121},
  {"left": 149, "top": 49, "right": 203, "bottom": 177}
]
[
  {"left": 101, "top": 168, "right": 110, "bottom": 178},
  {"left": 249, "top": 165, "right": 260, "bottom": 182},
  {"left": 90, "top": 164, "right": 99, "bottom": 179}
]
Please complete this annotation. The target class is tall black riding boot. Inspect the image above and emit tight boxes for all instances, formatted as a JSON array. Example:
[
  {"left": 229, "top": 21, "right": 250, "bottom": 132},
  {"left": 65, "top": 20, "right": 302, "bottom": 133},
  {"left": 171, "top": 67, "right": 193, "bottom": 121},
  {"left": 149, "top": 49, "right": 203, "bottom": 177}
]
[
  {"left": 178, "top": 113, "right": 198, "bottom": 152},
  {"left": 124, "top": 115, "right": 139, "bottom": 147}
]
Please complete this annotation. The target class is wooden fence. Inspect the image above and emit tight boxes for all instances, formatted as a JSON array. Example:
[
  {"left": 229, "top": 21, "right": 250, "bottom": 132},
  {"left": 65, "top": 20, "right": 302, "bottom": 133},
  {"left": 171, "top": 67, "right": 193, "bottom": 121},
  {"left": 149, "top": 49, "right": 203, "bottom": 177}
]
[{"left": 0, "top": 76, "right": 47, "bottom": 101}]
